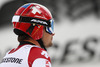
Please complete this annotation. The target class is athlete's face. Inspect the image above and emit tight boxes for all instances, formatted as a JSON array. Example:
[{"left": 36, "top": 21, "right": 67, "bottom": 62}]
[{"left": 42, "top": 29, "right": 55, "bottom": 48}]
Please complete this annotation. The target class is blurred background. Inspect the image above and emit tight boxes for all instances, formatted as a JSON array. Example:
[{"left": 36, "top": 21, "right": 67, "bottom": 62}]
[{"left": 0, "top": 0, "right": 100, "bottom": 67}]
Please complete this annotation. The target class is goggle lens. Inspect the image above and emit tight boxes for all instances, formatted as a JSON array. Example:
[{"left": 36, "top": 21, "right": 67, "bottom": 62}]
[{"left": 46, "top": 19, "right": 54, "bottom": 34}]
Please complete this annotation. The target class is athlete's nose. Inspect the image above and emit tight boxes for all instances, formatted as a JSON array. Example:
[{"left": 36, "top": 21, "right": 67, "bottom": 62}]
[{"left": 51, "top": 33, "right": 55, "bottom": 36}]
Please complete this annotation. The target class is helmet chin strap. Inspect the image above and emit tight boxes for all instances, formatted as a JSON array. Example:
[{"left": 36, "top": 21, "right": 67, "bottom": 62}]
[{"left": 37, "top": 39, "right": 47, "bottom": 51}]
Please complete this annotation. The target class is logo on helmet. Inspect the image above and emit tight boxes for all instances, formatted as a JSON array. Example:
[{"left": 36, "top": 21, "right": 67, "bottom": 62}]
[
  {"left": 31, "top": 19, "right": 48, "bottom": 26},
  {"left": 32, "top": 6, "right": 41, "bottom": 14}
]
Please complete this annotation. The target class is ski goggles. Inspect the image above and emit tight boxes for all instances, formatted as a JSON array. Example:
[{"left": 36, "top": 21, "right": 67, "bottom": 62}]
[
  {"left": 45, "top": 19, "right": 54, "bottom": 34},
  {"left": 12, "top": 15, "right": 54, "bottom": 34}
]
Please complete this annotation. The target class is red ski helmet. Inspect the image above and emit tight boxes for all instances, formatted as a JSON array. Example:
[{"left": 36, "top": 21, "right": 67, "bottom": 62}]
[{"left": 12, "top": 3, "right": 54, "bottom": 40}]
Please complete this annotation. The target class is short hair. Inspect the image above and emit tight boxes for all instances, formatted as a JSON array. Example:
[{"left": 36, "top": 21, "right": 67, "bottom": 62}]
[
  {"left": 13, "top": 29, "right": 31, "bottom": 42},
  {"left": 18, "top": 34, "right": 30, "bottom": 42}
]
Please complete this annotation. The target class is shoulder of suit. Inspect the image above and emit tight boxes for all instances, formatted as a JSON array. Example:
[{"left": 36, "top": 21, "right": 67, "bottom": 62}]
[
  {"left": 29, "top": 46, "right": 50, "bottom": 59},
  {"left": 28, "top": 46, "right": 51, "bottom": 67}
]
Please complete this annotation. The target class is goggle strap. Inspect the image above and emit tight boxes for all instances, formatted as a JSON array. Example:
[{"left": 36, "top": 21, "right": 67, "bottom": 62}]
[
  {"left": 12, "top": 15, "right": 51, "bottom": 27},
  {"left": 19, "top": 16, "right": 51, "bottom": 27}
]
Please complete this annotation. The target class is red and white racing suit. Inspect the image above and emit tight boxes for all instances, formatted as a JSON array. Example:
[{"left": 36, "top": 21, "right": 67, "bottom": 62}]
[{"left": 0, "top": 41, "right": 51, "bottom": 67}]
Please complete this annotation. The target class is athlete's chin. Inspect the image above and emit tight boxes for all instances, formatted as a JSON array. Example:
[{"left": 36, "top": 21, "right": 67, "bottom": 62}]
[
  {"left": 46, "top": 42, "right": 53, "bottom": 48},
  {"left": 49, "top": 43, "right": 53, "bottom": 47}
]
